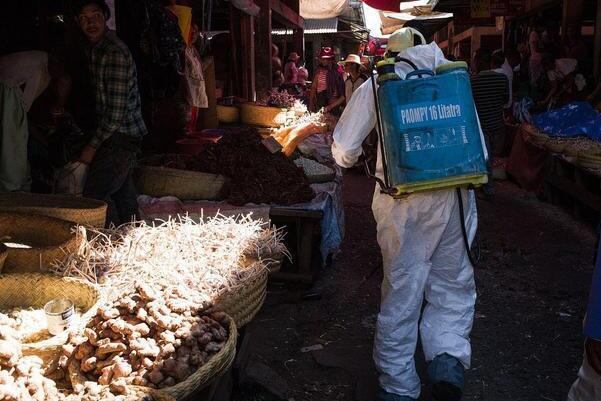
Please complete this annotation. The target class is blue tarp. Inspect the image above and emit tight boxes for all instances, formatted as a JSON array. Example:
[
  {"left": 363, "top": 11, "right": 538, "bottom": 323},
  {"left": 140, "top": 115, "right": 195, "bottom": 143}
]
[{"left": 533, "top": 102, "right": 601, "bottom": 141}]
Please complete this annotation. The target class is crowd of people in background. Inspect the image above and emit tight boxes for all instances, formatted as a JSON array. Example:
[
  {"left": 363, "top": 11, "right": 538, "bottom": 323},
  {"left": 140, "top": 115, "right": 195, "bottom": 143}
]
[
  {"left": 0, "top": 0, "right": 210, "bottom": 226},
  {"left": 274, "top": 45, "right": 370, "bottom": 115}
]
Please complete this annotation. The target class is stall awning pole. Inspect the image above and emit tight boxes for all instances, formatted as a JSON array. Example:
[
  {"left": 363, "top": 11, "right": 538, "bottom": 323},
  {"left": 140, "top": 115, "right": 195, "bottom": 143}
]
[{"left": 595, "top": 0, "right": 601, "bottom": 80}]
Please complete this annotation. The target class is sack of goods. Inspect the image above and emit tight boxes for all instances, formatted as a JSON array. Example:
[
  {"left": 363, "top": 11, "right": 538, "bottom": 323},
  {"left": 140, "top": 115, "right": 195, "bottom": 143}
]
[
  {"left": 55, "top": 162, "right": 89, "bottom": 197},
  {"left": 375, "top": 59, "right": 488, "bottom": 196}
]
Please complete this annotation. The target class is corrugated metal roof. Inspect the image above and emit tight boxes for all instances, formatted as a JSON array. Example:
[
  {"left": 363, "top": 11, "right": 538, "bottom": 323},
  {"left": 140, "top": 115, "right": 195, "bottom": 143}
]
[
  {"left": 272, "top": 17, "right": 339, "bottom": 36},
  {"left": 304, "top": 17, "right": 339, "bottom": 34}
]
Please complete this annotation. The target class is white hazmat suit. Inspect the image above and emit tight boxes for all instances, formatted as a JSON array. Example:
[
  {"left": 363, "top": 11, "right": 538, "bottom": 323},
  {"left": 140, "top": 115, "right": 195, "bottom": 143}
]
[
  {"left": 568, "top": 352, "right": 601, "bottom": 401},
  {"left": 332, "top": 43, "right": 479, "bottom": 399}
]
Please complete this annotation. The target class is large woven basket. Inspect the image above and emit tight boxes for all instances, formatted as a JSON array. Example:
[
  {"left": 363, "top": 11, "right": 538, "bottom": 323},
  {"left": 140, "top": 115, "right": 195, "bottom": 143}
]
[
  {"left": 134, "top": 166, "right": 227, "bottom": 201},
  {"left": 240, "top": 103, "right": 289, "bottom": 128},
  {"left": 164, "top": 315, "right": 237, "bottom": 400},
  {"left": 211, "top": 269, "right": 268, "bottom": 328},
  {"left": 0, "top": 193, "right": 107, "bottom": 227},
  {"left": 522, "top": 124, "right": 549, "bottom": 147},
  {"left": 264, "top": 253, "right": 284, "bottom": 274},
  {"left": 217, "top": 104, "right": 240, "bottom": 124},
  {"left": 577, "top": 152, "right": 601, "bottom": 170},
  {"left": 118, "top": 386, "right": 175, "bottom": 401},
  {"left": 61, "top": 385, "right": 174, "bottom": 401},
  {"left": 545, "top": 140, "right": 567, "bottom": 154},
  {"left": 0, "top": 212, "right": 80, "bottom": 273},
  {"left": 0, "top": 244, "right": 6, "bottom": 273},
  {"left": 0, "top": 273, "right": 102, "bottom": 366},
  {"left": 563, "top": 143, "right": 579, "bottom": 157}
]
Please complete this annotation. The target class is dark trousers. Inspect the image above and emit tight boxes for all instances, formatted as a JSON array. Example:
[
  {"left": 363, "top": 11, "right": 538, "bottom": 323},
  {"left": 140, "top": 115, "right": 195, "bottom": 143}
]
[{"left": 83, "top": 135, "right": 139, "bottom": 226}]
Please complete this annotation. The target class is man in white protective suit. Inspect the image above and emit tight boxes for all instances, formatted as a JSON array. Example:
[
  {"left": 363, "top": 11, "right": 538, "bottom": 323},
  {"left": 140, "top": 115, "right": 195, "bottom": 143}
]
[{"left": 331, "top": 28, "right": 479, "bottom": 401}]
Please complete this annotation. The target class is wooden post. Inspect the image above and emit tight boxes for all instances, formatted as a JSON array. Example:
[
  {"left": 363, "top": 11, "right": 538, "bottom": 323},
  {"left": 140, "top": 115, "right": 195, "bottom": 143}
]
[
  {"left": 561, "top": 0, "right": 583, "bottom": 43},
  {"left": 255, "top": 0, "right": 272, "bottom": 96},
  {"left": 447, "top": 21, "right": 454, "bottom": 57},
  {"left": 293, "top": 27, "right": 305, "bottom": 60},
  {"left": 595, "top": 0, "right": 601, "bottom": 80},
  {"left": 471, "top": 28, "right": 480, "bottom": 58},
  {"left": 38, "top": 1, "right": 49, "bottom": 50},
  {"left": 240, "top": 14, "right": 256, "bottom": 101},
  {"left": 230, "top": 6, "right": 242, "bottom": 97}
]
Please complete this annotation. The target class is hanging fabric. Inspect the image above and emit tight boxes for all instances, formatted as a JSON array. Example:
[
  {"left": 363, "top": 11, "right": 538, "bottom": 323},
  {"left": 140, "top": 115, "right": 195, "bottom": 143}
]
[
  {"left": 300, "top": 0, "right": 349, "bottom": 19},
  {"left": 183, "top": 46, "right": 208, "bottom": 108}
]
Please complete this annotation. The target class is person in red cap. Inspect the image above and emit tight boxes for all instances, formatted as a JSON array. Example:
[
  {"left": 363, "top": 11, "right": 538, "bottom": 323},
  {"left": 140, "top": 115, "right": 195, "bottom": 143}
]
[{"left": 310, "top": 47, "right": 345, "bottom": 115}]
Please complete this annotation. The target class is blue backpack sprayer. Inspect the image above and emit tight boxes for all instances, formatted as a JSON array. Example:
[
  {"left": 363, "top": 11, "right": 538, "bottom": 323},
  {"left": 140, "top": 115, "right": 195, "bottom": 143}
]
[{"left": 363, "top": 53, "right": 488, "bottom": 264}]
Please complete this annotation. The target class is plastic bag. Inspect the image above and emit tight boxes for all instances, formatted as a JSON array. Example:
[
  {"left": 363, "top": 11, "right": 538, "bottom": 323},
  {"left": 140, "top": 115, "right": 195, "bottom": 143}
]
[
  {"left": 533, "top": 102, "right": 601, "bottom": 140},
  {"left": 393, "top": 42, "right": 451, "bottom": 79},
  {"left": 55, "top": 162, "right": 88, "bottom": 196},
  {"left": 513, "top": 98, "right": 534, "bottom": 123}
]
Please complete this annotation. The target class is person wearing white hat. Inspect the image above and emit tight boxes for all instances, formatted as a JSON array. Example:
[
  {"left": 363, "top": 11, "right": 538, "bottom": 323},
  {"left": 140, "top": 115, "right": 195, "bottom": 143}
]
[
  {"left": 332, "top": 27, "right": 478, "bottom": 401},
  {"left": 341, "top": 54, "right": 367, "bottom": 106}
]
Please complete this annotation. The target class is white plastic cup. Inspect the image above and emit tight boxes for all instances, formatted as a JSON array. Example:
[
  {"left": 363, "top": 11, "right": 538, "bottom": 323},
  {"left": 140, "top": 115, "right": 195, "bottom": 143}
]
[{"left": 44, "top": 299, "right": 75, "bottom": 335}]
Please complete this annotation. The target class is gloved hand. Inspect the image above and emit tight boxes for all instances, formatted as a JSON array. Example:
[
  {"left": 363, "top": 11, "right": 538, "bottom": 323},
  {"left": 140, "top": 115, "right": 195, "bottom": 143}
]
[
  {"left": 331, "top": 141, "right": 361, "bottom": 168},
  {"left": 585, "top": 338, "right": 601, "bottom": 376}
]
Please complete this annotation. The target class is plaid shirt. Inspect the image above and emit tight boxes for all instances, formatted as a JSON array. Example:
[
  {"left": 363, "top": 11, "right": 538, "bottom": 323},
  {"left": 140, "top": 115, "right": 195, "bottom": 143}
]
[{"left": 88, "top": 32, "right": 147, "bottom": 148}]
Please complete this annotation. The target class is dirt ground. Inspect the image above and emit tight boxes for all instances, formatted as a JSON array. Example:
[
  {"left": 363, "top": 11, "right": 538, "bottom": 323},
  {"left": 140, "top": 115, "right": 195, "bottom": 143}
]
[{"left": 235, "top": 171, "right": 598, "bottom": 401}]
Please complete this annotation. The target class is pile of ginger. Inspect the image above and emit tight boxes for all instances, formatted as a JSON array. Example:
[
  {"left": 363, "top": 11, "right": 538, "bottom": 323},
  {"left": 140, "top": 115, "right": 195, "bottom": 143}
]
[{"left": 0, "top": 283, "right": 230, "bottom": 401}]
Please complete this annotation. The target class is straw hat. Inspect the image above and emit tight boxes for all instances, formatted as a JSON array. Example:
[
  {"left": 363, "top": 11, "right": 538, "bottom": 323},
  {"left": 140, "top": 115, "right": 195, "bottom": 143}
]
[
  {"left": 288, "top": 52, "right": 301, "bottom": 61},
  {"left": 341, "top": 54, "right": 362, "bottom": 66}
]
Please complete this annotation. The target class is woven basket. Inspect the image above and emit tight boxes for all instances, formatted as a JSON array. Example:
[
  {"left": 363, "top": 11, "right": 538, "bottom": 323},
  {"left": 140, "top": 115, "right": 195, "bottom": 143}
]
[
  {"left": 164, "top": 315, "right": 237, "bottom": 400},
  {"left": 576, "top": 155, "right": 601, "bottom": 170},
  {"left": 0, "top": 244, "right": 6, "bottom": 273},
  {"left": 262, "top": 253, "right": 284, "bottom": 274},
  {"left": 578, "top": 151, "right": 601, "bottom": 162},
  {"left": 522, "top": 124, "right": 548, "bottom": 146},
  {"left": 265, "top": 254, "right": 284, "bottom": 274},
  {"left": 212, "top": 269, "right": 268, "bottom": 327},
  {"left": 578, "top": 145, "right": 601, "bottom": 160},
  {"left": 522, "top": 123, "right": 540, "bottom": 136},
  {"left": 120, "top": 386, "right": 176, "bottom": 401},
  {"left": 240, "top": 103, "right": 289, "bottom": 128},
  {"left": 0, "top": 193, "right": 107, "bottom": 227},
  {"left": 0, "top": 273, "right": 102, "bottom": 367},
  {"left": 545, "top": 140, "right": 567, "bottom": 153},
  {"left": 563, "top": 143, "right": 581, "bottom": 157},
  {"left": 134, "top": 166, "right": 227, "bottom": 201},
  {"left": 0, "top": 212, "right": 80, "bottom": 273},
  {"left": 217, "top": 105, "right": 240, "bottom": 124}
]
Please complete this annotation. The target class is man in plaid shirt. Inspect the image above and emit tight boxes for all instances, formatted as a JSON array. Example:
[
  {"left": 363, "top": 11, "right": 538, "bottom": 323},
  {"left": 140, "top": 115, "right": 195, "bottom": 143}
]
[{"left": 76, "top": 0, "right": 147, "bottom": 225}]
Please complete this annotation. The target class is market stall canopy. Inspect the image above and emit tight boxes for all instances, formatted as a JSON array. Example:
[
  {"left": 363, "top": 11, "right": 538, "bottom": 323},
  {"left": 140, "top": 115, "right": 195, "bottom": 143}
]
[
  {"left": 362, "top": 0, "right": 440, "bottom": 12},
  {"left": 363, "top": 0, "right": 452, "bottom": 38},
  {"left": 272, "top": 17, "right": 368, "bottom": 41},
  {"left": 299, "top": 0, "right": 350, "bottom": 19}
]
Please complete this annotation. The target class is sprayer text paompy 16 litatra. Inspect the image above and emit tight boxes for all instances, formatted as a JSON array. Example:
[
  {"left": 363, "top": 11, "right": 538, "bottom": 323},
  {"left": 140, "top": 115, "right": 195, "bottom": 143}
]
[{"left": 370, "top": 59, "right": 488, "bottom": 197}]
